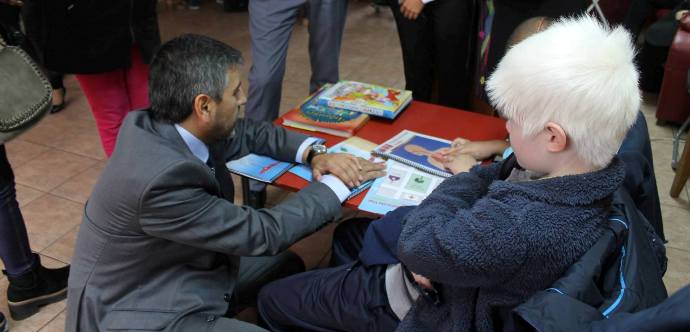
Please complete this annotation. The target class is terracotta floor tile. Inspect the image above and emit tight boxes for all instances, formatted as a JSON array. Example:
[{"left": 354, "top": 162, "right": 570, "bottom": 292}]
[
  {"left": 21, "top": 194, "right": 84, "bottom": 252},
  {"left": 0, "top": 255, "right": 68, "bottom": 332},
  {"left": 13, "top": 150, "right": 98, "bottom": 192},
  {"left": 44, "top": 128, "right": 106, "bottom": 161},
  {"left": 36, "top": 310, "right": 66, "bottom": 332},
  {"left": 50, "top": 162, "right": 107, "bottom": 204},
  {"left": 661, "top": 204, "right": 690, "bottom": 252},
  {"left": 16, "top": 184, "right": 46, "bottom": 208},
  {"left": 664, "top": 247, "right": 690, "bottom": 295},
  {"left": 41, "top": 225, "right": 80, "bottom": 265},
  {"left": 4, "top": 140, "right": 51, "bottom": 169}
]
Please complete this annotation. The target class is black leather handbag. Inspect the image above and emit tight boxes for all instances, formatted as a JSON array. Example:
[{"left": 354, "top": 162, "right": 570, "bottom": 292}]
[{"left": 0, "top": 35, "right": 51, "bottom": 144}]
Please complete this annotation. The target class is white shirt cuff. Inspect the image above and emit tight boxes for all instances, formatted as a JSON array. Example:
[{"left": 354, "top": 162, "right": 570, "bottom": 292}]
[
  {"left": 319, "top": 174, "right": 352, "bottom": 203},
  {"left": 295, "top": 137, "right": 324, "bottom": 164}
]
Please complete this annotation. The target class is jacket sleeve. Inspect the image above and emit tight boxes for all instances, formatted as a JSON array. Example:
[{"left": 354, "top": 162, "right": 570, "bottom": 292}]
[
  {"left": 137, "top": 161, "right": 342, "bottom": 256},
  {"left": 397, "top": 171, "right": 528, "bottom": 288},
  {"left": 224, "top": 118, "right": 309, "bottom": 162}
]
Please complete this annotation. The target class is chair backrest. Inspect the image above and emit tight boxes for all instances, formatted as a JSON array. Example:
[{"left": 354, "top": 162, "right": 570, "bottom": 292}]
[{"left": 510, "top": 188, "right": 668, "bottom": 332}]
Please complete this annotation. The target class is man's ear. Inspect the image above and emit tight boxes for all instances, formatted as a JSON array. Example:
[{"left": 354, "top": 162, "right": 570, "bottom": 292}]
[
  {"left": 544, "top": 122, "right": 567, "bottom": 152},
  {"left": 192, "top": 94, "right": 213, "bottom": 123}
]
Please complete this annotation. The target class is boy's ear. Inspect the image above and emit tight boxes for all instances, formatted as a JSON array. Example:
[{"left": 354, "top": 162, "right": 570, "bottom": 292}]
[{"left": 544, "top": 122, "right": 567, "bottom": 152}]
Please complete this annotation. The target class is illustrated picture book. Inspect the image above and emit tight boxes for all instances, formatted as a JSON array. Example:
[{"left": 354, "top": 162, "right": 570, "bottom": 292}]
[
  {"left": 282, "top": 84, "right": 369, "bottom": 137},
  {"left": 226, "top": 154, "right": 293, "bottom": 183},
  {"left": 372, "top": 130, "right": 453, "bottom": 178},
  {"left": 289, "top": 137, "right": 383, "bottom": 200},
  {"left": 317, "top": 80, "right": 412, "bottom": 120},
  {"left": 358, "top": 160, "right": 444, "bottom": 215}
]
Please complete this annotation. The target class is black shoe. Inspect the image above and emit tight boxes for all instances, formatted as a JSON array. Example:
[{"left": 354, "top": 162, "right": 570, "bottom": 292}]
[
  {"left": 3, "top": 254, "right": 69, "bottom": 321},
  {"left": 246, "top": 189, "right": 267, "bottom": 209},
  {"left": 50, "top": 88, "right": 66, "bottom": 114},
  {"left": 0, "top": 311, "right": 7, "bottom": 332}
]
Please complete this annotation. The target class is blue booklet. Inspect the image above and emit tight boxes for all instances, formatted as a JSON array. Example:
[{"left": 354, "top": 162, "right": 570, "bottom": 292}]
[
  {"left": 226, "top": 154, "right": 293, "bottom": 183},
  {"left": 289, "top": 137, "right": 382, "bottom": 200}
]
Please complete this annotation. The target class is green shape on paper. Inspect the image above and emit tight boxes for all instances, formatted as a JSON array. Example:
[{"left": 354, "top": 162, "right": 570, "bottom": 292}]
[{"left": 405, "top": 174, "right": 431, "bottom": 192}]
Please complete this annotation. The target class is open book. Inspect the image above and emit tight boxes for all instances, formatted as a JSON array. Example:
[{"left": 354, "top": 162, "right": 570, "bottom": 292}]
[
  {"left": 289, "top": 137, "right": 383, "bottom": 200},
  {"left": 358, "top": 160, "right": 444, "bottom": 215},
  {"left": 371, "top": 130, "right": 453, "bottom": 178},
  {"left": 225, "top": 154, "right": 293, "bottom": 183}
]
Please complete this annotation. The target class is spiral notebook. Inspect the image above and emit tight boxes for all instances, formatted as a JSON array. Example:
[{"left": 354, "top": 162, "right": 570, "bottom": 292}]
[{"left": 371, "top": 130, "right": 453, "bottom": 178}]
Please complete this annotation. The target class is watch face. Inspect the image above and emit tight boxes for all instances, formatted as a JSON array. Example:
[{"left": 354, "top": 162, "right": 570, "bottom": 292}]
[{"left": 312, "top": 144, "right": 327, "bottom": 154}]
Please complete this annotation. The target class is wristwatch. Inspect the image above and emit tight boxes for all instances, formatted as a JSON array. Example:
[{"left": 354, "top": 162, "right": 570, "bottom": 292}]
[{"left": 306, "top": 144, "right": 327, "bottom": 165}]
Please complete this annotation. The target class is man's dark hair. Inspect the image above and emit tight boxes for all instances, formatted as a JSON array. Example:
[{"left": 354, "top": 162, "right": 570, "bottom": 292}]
[{"left": 148, "top": 34, "right": 244, "bottom": 123}]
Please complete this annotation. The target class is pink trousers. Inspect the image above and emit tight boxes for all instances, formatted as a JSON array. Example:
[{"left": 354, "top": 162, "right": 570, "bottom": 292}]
[{"left": 75, "top": 46, "right": 150, "bottom": 157}]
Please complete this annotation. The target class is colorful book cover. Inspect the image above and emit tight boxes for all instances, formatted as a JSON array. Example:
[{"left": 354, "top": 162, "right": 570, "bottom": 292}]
[
  {"left": 289, "top": 137, "right": 383, "bottom": 200},
  {"left": 282, "top": 86, "right": 369, "bottom": 137},
  {"left": 225, "top": 154, "right": 293, "bottom": 183},
  {"left": 317, "top": 81, "right": 412, "bottom": 119},
  {"left": 358, "top": 160, "right": 444, "bottom": 215},
  {"left": 372, "top": 130, "right": 453, "bottom": 178}
]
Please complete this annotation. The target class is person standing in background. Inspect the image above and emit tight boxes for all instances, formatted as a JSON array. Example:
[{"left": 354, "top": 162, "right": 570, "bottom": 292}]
[
  {"left": 387, "top": 0, "right": 475, "bottom": 110},
  {"left": 245, "top": 0, "right": 348, "bottom": 208},
  {"left": 0, "top": 0, "right": 67, "bottom": 114},
  {"left": 22, "top": 0, "right": 161, "bottom": 156},
  {"left": 0, "top": 1, "right": 70, "bottom": 321}
]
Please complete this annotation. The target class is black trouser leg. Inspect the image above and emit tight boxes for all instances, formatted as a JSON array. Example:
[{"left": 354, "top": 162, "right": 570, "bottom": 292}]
[
  {"left": 387, "top": 0, "right": 434, "bottom": 102},
  {"left": 0, "top": 145, "right": 36, "bottom": 277},
  {"left": 257, "top": 261, "right": 398, "bottom": 332},
  {"left": 430, "top": 0, "right": 473, "bottom": 109}
]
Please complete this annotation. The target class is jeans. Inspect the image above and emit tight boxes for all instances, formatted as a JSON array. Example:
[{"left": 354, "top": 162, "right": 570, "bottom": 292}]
[{"left": 0, "top": 145, "right": 36, "bottom": 277}]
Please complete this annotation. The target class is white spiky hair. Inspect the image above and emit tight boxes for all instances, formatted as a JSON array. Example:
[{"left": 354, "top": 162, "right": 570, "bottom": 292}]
[{"left": 486, "top": 15, "right": 640, "bottom": 168}]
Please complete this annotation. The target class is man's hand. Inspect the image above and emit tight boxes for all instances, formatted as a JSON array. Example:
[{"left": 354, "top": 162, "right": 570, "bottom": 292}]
[
  {"left": 311, "top": 154, "right": 386, "bottom": 188},
  {"left": 411, "top": 272, "right": 433, "bottom": 290},
  {"left": 400, "top": 0, "right": 424, "bottom": 20}
]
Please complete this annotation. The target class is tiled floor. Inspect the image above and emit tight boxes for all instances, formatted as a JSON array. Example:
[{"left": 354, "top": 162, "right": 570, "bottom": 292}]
[{"left": 2, "top": 1, "right": 689, "bottom": 331}]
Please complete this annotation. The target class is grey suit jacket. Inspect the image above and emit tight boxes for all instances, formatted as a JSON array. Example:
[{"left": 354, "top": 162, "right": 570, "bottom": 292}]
[{"left": 65, "top": 111, "right": 342, "bottom": 331}]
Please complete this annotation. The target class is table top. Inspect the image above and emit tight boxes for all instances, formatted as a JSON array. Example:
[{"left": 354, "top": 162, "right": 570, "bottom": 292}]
[{"left": 274, "top": 101, "right": 508, "bottom": 209}]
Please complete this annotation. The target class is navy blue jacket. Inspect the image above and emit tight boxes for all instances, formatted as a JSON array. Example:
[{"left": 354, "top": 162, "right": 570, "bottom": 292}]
[{"left": 395, "top": 158, "right": 626, "bottom": 332}]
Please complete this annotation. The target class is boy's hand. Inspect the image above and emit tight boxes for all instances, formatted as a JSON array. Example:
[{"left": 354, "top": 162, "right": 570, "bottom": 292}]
[
  {"left": 412, "top": 272, "right": 433, "bottom": 290},
  {"left": 400, "top": 0, "right": 424, "bottom": 20},
  {"left": 311, "top": 154, "right": 386, "bottom": 188},
  {"left": 432, "top": 138, "right": 509, "bottom": 162},
  {"left": 441, "top": 153, "right": 476, "bottom": 175}
]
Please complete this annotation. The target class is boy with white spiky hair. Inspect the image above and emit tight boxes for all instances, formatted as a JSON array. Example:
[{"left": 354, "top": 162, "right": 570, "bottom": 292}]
[
  {"left": 257, "top": 16, "right": 640, "bottom": 332},
  {"left": 485, "top": 15, "right": 640, "bottom": 175},
  {"left": 394, "top": 15, "right": 640, "bottom": 331}
]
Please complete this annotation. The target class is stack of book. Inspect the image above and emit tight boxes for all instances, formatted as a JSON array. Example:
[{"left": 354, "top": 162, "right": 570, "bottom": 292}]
[
  {"left": 282, "top": 81, "right": 413, "bottom": 137},
  {"left": 282, "top": 84, "right": 370, "bottom": 138},
  {"left": 317, "top": 81, "right": 412, "bottom": 120}
]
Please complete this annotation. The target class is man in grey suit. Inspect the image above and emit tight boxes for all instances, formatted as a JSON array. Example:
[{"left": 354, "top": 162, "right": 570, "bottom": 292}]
[
  {"left": 65, "top": 34, "right": 384, "bottom": 331},
  {"left": 246, "top": 0, "right": 349, "bottom": 205}
]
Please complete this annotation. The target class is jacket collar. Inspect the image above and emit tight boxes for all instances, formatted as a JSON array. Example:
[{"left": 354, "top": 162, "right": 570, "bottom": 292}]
[{"left": 491, "top": 157, "right": 626, "bottom": 206}]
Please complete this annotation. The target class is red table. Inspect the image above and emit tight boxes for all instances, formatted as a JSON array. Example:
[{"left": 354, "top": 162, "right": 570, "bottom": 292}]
[{"left": 274, "top": 101, "right": 508, "bottom": 209}]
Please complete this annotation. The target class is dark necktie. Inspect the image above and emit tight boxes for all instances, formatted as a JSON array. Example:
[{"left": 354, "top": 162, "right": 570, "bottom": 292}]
[{"left": 207, "top": 143, "right": 235, "bottom": 203}]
